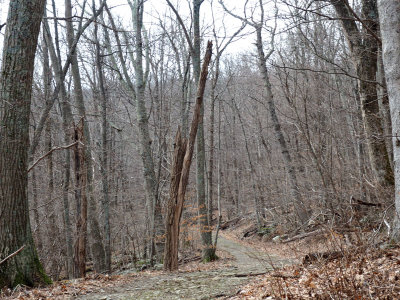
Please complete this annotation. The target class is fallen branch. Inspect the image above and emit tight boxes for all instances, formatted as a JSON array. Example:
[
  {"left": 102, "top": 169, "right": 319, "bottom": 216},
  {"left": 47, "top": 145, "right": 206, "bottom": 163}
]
[
  {"left": 28, "top": 141, "right": 82, "bottom": 173},
  {"left": 0, "top": 245, "right": 25, "bottom": 265},
  {"left": 282, "top": 229, "right": 325, "bottom": 243},
  {"left": 220, "top": 217, "right": 241, "bottom": 230},
  {"left": 178, "top": 255, "right": 201, "bottom": 264},
  {"left": 230, "top": 272, "right": 269, "bottom": 277},
  {"left": 271, "top": 272, "right": 301, "bottom": 279}
]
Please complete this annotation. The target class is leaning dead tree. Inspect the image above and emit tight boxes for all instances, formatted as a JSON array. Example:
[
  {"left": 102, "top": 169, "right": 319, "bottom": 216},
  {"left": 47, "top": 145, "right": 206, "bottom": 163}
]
[{"left": 164, "top": 41, "right": 213, "bottom": 271}]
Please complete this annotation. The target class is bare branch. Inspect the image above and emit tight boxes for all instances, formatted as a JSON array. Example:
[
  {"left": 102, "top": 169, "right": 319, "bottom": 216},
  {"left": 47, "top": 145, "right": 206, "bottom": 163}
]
[
  {"left": 0, "top": 245, "right": 26, "bottom": 266},
  {"left": 28, "top": 142, "right": 82, "bottom": 173},
  {"left": 165, "top": 0, "right": 195, "bottom": 55}
]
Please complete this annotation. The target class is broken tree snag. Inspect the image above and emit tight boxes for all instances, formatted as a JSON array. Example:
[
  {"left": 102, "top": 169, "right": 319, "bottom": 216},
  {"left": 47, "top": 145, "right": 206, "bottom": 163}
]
[
  {"left": 163, "top": 41, "right": 213, "bottom": 271},
  {"left": 164, "top": 128, "right": 187, "bottom": 271}
]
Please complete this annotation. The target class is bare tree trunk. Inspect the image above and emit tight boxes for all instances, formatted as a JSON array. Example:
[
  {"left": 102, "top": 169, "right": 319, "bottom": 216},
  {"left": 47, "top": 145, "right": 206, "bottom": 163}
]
[
  {"left": 43, "top": 9, "right": 74, "bottom": 277},
  {"left": 65, "top": 0, "right": 106, "bottom": 273},
  {"left": 378, "top": 0, "right": 400, "bottom": 239},
  {"left": 42, "top": 30, "right": 61, "bottom": 278},
  {"left": 330, "top": 0, "right": 393, "bottom": 186},
  {"left": 164, "top": 41, "right": 213, "bottom": 271},
  {"left": 129, "top": 0, "right": 163, "bottom": 262},
  {"left": 73, "top": 120, "right": 87, "bottom": 278},
  {"left": 192, "top": 0, "right": 216, "bottom": 263},
  {"left": 255, "top": 27, "right": 309, "bottom": 224},
  {"left": 0, "top": 0, "right": 50, "bottom": 288},
  {"left": 93, "top": 1, "right": 111, "bottom": 274}
]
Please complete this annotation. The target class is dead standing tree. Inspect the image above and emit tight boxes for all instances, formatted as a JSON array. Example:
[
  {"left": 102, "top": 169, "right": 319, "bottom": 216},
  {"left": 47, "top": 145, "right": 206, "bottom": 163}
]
[{"left": 164, "top": 41, "right": 213, "bottom": 271}]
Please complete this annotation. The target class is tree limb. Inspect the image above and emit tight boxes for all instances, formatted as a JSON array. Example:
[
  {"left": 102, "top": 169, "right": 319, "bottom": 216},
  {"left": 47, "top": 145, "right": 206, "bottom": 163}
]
[
  {"left": 28, "top": 141, "right": 82, "bottom": 173},
  {"left": 0, "top": 245, "right": 25, "bottom": 266}
]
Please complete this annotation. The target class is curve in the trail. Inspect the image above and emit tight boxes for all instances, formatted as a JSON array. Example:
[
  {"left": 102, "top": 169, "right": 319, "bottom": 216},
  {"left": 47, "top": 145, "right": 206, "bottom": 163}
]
[{"left": 77, "top": 235, "right": 292, "bottom": 300}]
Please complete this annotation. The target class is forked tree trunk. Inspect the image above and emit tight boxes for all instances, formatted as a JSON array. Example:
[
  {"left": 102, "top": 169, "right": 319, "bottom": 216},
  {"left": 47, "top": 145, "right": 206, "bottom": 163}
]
[{"left": 164, "top": 41, "right": 213, "bottom": 271}]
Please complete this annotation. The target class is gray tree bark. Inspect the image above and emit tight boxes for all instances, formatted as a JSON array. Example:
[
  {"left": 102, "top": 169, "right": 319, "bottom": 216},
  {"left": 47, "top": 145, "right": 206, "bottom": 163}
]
[
  {"left": 0, "top": 0, "right": 51, "bottom": 288},
  {"left": 330, "top": 0, "right": 393, "bottom": 186},
  {"left": 377, "top": 0, "right": 400, "bottom": 239},
  {"left": 43, "top": 12, "right": 74, "bottom": 278},
  {"left": 93, "top": 1, "right": 111, "bottom": 273}
]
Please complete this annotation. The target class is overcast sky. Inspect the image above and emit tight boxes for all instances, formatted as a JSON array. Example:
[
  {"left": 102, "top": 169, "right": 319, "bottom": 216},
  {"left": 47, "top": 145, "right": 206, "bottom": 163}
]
[{"left": 1, "top": 0, "right": 265, "bottom": 54}]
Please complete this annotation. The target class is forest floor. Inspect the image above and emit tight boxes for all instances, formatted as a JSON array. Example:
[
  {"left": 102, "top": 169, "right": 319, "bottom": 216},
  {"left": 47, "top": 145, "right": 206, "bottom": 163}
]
[
  {"left": 1, "top": 233, "right": 294, "bottom": 300},
  {"left": 4, "top": 217, "right": 400, "bottom": 299}
]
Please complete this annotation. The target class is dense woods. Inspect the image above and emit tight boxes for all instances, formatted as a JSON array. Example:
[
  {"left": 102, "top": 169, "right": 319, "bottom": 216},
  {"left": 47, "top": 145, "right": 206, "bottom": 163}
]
[{"left": 1, "top": 0, "right": 400, "bottom": 296}]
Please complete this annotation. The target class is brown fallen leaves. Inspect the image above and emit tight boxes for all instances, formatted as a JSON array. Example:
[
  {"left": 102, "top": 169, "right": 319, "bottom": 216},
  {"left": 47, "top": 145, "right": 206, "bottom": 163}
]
[
  {"left": 0, "top": 249, "right": 233, "bottom": 300},
  {"left": 229, "top": 245, "right": 400, "bottom": 299},
  {"left": 0, "top": 273, "right": 143, "bottom": 300}
]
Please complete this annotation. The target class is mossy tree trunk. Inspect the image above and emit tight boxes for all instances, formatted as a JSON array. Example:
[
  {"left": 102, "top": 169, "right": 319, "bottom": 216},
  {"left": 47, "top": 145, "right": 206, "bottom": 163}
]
[{"left": 0, "top": 0, "right": 50, "bottom": 288}]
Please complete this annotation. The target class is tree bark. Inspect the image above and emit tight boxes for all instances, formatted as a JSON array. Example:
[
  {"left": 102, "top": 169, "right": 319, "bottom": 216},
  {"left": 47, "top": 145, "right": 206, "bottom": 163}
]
[
  {"left": 94, "top": 4, "right": 111, "bottom": 274},
  {"left": 331, "top": 0, "right": 393, "bottom": 186},
  {"left": 0, "top": 0, "right": 50, "bottom": 288},
  {"left": 43, "top": 11, "right": 74, "bottom": 278},
  {"left": 377, "top": 0, "right": 400, "bottom": 239}
]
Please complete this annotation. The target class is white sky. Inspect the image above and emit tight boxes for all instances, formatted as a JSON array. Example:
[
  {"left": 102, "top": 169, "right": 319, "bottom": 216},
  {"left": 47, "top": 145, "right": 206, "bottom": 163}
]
[{"left": 0, "top": 0, "right": 258, "bottom": 55}]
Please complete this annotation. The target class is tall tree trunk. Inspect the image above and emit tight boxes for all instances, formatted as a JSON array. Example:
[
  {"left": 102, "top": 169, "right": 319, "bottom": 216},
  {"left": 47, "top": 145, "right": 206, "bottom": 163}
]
[
  {"left": 94, "top": 3, "right": 111, "bottom": 273},
  {"left": 0, "top": 0, "right": 50, "bottom": 288},
  {"left": 42, "top": 31, "right": 60, "bottom": 279},
  {"left": 377, "top": 0, "right": 400, "bottom": 239},
  {"left": 43, "top": 9, "right": 75, "bottom": 277},
  {"left": 130, "top": 0, "right": 163, "bottom": 261},
  {"left": 65, "top": 0, "right": 106, "bottom": 273},
  {"left": 193, "top": 0, "right": 216, "bottom": 263},
  {"left": 330, "top": 0, "right": 393, "bottom": 186},
  {"left": 255, "top": 27, "right": 310, "bottom": 224}
]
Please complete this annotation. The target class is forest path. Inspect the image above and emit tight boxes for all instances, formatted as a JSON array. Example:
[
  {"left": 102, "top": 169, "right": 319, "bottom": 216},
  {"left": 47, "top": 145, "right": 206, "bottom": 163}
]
[{"left": 77, "top": 235, "right": 293, "bottom": 300}]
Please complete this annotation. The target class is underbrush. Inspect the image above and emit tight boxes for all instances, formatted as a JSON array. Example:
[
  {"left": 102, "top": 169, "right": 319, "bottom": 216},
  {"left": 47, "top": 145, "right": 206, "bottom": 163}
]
[{"left": 232, "top": 244, "right": 400, "bottom": 299}]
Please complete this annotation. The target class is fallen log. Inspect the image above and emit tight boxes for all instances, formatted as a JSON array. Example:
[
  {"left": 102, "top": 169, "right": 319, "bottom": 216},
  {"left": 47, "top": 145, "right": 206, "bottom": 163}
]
[
  {"left": 282, "top": 229, "right": 325, "bottom": 243},
  {"left": 242, "top": 224, "right": 258, "bottom": 238},
  {"left": 220, "top": 217, "right": 241, "bottom": 230}
]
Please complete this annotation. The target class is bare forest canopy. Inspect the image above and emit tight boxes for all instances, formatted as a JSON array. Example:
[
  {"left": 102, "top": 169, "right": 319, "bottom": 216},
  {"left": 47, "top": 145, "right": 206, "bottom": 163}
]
[{"left": 1, "top": 0, "right": 400, "bottom": 293}]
